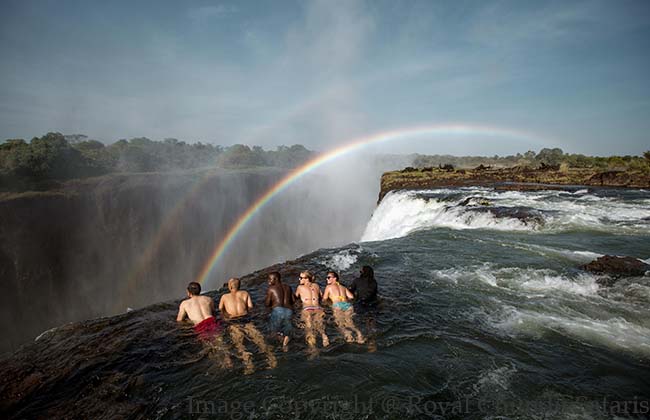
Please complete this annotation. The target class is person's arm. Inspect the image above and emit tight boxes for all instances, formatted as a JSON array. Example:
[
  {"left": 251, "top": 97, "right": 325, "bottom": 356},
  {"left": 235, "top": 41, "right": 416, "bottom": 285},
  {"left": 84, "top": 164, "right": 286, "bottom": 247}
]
[
  {"left": 209, "top": 298, "right": 216, "bottom": 315},
  {"left": 246, "top": 292, "right": 253, "bottom": 310},
  {"left": 218, "top": 296, "right": 225, "bottom": 314},
  {"left": 344, "top": 286, "right": 354, "bottom": 300},
  {"left": 264, "top": 289, "right": 273, "bottom": 307},
  {"left": 322, "top": 285, "right": 330, "bottom": 303},
  {"left": 349, "top": 278, "right": 357, "bottom": 294},
  {"left": 176, "top": 302, "right": 187, "bottom": 322}
]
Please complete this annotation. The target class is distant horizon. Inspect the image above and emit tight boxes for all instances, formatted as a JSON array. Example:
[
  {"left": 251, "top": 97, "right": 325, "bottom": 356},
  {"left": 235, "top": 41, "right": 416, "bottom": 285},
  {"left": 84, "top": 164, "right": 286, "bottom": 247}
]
[{"left": 3, "top": 130, "right": 647, "bottom": 158}]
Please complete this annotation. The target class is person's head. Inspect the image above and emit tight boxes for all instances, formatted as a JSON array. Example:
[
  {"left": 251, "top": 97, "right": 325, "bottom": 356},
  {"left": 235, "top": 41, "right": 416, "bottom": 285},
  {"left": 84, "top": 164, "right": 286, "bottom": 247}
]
[
  {"left": 326, "top": 270, "right": 339, "bottom": 285},
  {"left": 299, "top": 270, "right": 313, "bottom": 285},
  {"left": 268, "top": 271, "right": 281, "bottom": 286},
  {"left": 360, "top": 265, "right": 374, "bottom": 279},
  {"left": 187, "top": 282, "right": 201, "bottom": 297},
  {"left": 228, "top": 277, "right": 241, "bottom": 292}
]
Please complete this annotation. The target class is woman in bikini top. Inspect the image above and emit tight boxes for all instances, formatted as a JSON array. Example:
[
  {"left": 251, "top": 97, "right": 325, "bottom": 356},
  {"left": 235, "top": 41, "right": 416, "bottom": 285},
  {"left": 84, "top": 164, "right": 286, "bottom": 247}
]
[
  {"left": 297, "top": 271, "right": 323, "bottom": 311},
  {"left": 324, "top": 271, "right": 354, "bottom": 311}
]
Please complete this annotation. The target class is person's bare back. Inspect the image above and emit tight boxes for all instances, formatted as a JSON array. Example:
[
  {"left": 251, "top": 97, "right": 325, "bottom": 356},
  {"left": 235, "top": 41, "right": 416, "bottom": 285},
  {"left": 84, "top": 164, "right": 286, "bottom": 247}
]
[
  {"left": 295, "top": 270, "right": 329, "bottom": 350},
  {"left": 177, "top": 294, "right": 215, "bottom": 324},
  {"left": 295, "top": 281, "right": 321, "bottom": 309},
  {"left": 219, "top": 278, "right": 253, "bottom": 319},
  {"left": 176, "top": 283, "right": 214, "bottom": 325},
  {"left": 266, "top": 281, "right": 294, "bottom": 309}
]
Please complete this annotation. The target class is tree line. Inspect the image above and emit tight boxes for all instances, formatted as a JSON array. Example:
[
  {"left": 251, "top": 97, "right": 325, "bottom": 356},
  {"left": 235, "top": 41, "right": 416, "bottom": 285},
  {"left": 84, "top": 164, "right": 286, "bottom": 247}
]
[
  {"left": 0, "top": 133, "right": 314, "bottom": 190},
  {"left": 2, "top": 133, "right": 649, "bottom": 191},
  {"left": 413, "top": 148, "right": 650, "bottom": 172}
]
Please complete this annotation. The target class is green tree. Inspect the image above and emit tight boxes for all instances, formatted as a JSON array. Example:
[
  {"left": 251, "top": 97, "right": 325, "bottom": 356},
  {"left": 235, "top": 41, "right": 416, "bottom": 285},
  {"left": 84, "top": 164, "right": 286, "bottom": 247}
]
[{"left": 535, "top": 148, "right": 564, "bottom": 166}]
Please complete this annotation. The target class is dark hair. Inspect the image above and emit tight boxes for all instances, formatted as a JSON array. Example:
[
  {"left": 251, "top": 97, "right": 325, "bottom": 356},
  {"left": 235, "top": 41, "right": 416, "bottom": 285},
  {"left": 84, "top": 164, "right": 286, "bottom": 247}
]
[
  {"left": 269, "top": 271, "right": 281, "bottom": 282},
  {"left": 327, "top": 270, "right": 339, "bottom": 281},
  {"left": 360, "top": 265, "right": 374, "bottom": 279},
  {"left": 187, "top": 282, "right": 201, "bottom": 296}
]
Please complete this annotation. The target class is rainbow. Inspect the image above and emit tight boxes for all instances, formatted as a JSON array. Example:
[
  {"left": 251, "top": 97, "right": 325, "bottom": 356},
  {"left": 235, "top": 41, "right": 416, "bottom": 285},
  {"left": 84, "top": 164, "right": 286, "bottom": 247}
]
[
  {"left": 195, "top": 123, "right": 550, "bottom": 286},
  {"left": 118, "top": 169, "right": 222, "bottom": 310}
]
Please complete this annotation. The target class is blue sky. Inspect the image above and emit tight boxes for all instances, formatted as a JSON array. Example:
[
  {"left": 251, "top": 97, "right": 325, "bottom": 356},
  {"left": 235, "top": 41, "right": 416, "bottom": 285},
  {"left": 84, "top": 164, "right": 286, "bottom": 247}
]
[{"left": 1, "top": 0, "right": 649, "bottom": 155}]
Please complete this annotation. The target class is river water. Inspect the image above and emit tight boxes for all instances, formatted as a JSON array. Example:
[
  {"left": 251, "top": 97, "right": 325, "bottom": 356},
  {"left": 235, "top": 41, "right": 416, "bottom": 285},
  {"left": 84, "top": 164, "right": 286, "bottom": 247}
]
[{"left": 1, "top": 186, "right": 649, "bottom": 419}]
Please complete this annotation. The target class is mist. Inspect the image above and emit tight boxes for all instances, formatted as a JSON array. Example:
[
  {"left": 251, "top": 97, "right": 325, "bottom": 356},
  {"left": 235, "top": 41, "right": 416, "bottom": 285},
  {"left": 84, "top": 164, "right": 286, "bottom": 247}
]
[{"left": 0, "top": 151, "right": 411, "bottom": 354}]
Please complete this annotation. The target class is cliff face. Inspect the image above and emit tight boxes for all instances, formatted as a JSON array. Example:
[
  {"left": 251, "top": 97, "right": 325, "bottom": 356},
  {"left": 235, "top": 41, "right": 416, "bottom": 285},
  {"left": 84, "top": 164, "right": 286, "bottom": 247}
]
[
  {"left": 0, "top": 168, "right": 288, "bottom": 354},
  {"left": 378, "top": 166, "right": 650, "bottom": 202}
]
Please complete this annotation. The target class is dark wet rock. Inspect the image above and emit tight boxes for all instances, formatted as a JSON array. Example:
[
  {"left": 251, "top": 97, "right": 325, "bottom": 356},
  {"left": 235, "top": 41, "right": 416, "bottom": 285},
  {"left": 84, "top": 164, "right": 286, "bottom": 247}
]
[
  {"left": 469, "top": 206, "right": 545, "bottom": 226},
  {"left": 581, "top": 255, "right": 650, "bottom": 286},
  {"left": 458, "top": 196, "right": 491, "bottom": 207}
]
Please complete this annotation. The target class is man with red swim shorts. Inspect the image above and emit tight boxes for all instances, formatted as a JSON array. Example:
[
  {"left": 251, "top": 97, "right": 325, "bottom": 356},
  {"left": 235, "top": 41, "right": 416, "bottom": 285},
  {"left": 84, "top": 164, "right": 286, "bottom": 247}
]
[{"left": 177, "top": 282, "right": 223, "bottom": 340}]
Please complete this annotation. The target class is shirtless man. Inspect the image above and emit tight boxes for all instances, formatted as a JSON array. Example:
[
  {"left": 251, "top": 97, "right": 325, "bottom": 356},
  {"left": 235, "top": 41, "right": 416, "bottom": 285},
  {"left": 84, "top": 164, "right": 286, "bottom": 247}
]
[
  {"left": 218, "top": 278, "right": 276, "bottom": 373},
  {"left": 323, "top": 271, "right": 364, "bottom": 344},
  {"left": 177, "top": 282, "right": 232, "bottom": 367},
  {"left": 264, "top": 272, "right": 294, "bottom": 350},
  {"left": 294, "top": 271, "right": 329, "bottom": 351}
]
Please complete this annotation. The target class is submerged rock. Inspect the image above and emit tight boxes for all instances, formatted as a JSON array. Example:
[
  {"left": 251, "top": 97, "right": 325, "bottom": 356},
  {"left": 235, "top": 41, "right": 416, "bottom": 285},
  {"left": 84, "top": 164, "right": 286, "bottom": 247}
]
[
  {"left": 469, "top": 206, "right": 545, "bottom": 226},
  {"left": 458, "top": 196, "right": 491, "bottom": 207},
  {"left": 581, "top": 255, "right": 650, "bottom": 286}
]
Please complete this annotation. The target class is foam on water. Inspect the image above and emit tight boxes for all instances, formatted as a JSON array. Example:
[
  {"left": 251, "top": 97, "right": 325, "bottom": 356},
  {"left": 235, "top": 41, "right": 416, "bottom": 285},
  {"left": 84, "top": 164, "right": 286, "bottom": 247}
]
[
  {"left": 318, "top": 248, "right": 359, "bottom": 272},
  {"left": 431, "top": 264, "right": 600, "bottom": 297},
  {"left": 474, "top": 365, "right": 517, "bottom": 392},
  {"left": 362, "top": 188, "right": 650, "bottom": 241},
  {"left": 494, "top": 307, "right": 650, "bottom": 358},
  {"left": 492, "top": 241, "right": 603, "bottom": 263}
]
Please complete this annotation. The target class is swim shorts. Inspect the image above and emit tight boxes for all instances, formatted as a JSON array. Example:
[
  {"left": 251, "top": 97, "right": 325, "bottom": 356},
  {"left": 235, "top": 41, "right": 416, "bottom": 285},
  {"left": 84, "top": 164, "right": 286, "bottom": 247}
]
[
  {"left": 333, "top": 301, "right": 353, "bottom": 311},
  {"left": 194, "top": 316, "right": 223, "bottom": 340},
  {"left": 269, "top": 306, "right": 293, "bottom": 336}
]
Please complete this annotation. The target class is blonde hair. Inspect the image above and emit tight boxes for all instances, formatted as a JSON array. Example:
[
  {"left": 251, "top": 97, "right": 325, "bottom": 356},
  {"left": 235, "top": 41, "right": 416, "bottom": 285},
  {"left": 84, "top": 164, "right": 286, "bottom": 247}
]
[
  {"left": 228, "top": 277, "right": 241, "bottom": 290},
  {"left": 300, "top": 271, "right": 314, "bottom": 282}
]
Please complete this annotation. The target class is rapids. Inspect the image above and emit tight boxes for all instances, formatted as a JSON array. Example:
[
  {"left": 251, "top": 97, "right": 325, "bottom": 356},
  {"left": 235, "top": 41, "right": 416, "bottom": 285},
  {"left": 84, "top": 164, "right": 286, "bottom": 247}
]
[{"left": 1, "top": 186, "right": 649, "bottom": 419}]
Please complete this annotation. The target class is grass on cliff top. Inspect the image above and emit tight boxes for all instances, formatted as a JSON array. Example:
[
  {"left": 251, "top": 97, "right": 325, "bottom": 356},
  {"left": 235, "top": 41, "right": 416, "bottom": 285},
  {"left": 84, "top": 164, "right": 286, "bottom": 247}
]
[{"left": 381, "top": 165, "right": 649, "bottom": 188}]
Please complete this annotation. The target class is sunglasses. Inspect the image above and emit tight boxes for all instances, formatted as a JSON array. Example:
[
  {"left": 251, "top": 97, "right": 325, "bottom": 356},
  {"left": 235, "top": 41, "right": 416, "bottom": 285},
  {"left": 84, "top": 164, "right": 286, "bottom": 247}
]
[
  {"left": 326, "top": 275, "right": 336, "bottom": 279},
  {"left": 299, "top": 276, "right": 309, "bottom": 279}
]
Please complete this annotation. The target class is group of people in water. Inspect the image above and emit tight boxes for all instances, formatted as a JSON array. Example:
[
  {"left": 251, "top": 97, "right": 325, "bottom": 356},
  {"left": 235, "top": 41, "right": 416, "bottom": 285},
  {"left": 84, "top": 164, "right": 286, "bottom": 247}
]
[{"left": 176, "top": 266, "right": 378, "bottom": 373}]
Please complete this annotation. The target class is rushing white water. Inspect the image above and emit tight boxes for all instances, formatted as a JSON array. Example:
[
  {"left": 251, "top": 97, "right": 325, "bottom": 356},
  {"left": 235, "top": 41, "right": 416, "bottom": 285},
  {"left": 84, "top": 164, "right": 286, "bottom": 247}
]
[
  {"left": 431, "top": 264, "right": 601, "bottom": 297},
  {"left": 493, "top": 306, "right": 650, "bottom": 358},
  {"left": 317, "top": 248, "right": 359, "bottom": 272},
  {"left": 361, "top": 188, "right": 650, "bottom": 241}
]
